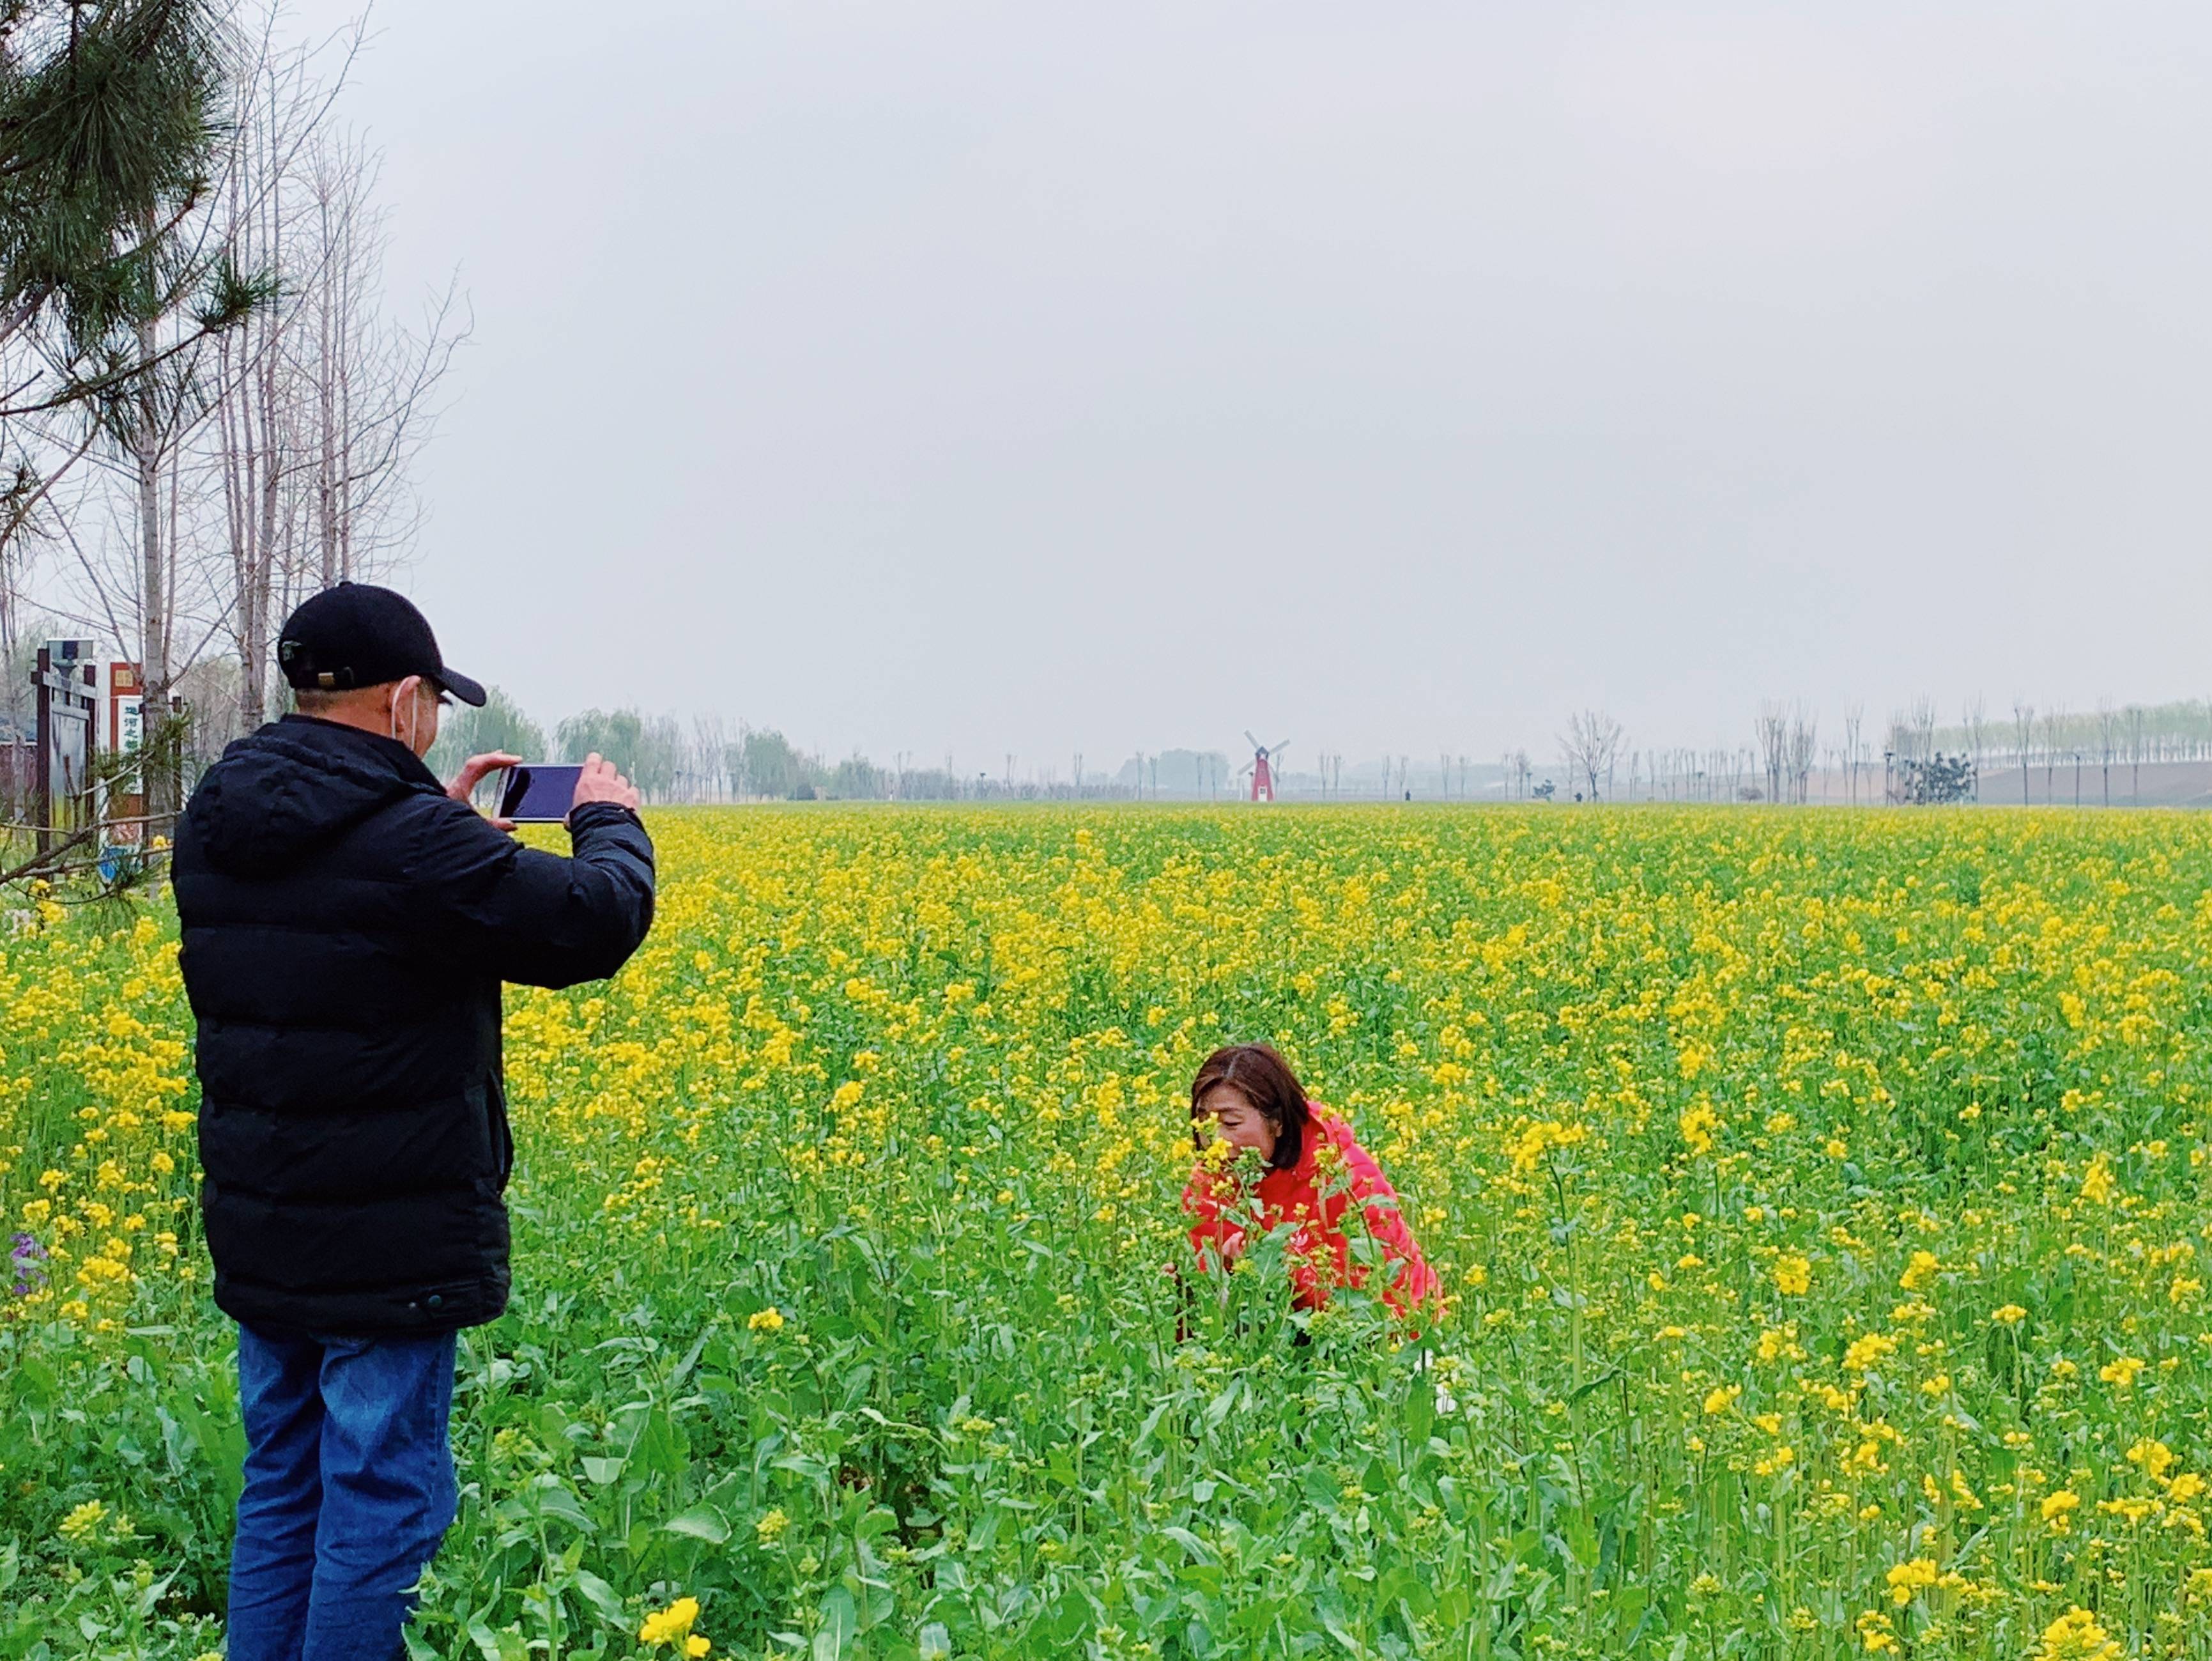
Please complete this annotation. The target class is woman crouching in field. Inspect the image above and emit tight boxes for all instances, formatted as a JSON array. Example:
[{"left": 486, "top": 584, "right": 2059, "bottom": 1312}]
[{"left": 1182, "top": 1043, "right": 1439, "bottom": 1321}]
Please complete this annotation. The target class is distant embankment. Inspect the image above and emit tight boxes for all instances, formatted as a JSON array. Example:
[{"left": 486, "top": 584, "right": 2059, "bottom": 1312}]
[{"left": 1966, "top": 757, "right": 2212, "bottom": 809}]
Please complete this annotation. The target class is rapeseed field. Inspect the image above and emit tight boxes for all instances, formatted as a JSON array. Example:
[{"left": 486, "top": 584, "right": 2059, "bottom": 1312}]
[{"left": 3, "top": 805, "right": 2209, "bottom": 1660}]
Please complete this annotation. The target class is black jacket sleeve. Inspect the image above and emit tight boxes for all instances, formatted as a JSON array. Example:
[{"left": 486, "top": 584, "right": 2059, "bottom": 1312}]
[{"left": 415, "top": 797, "right": 656, "bottom": 989}]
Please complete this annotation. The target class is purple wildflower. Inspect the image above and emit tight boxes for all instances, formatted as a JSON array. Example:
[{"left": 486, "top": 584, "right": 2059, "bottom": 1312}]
[{"left": 10, "top": 1231, "right": 47, "bottom": 1299}]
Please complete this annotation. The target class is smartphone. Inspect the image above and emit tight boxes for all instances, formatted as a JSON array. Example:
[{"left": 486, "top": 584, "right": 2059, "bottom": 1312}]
[{"left": 496, "top": 764, "right": 583, "bottom": 824}]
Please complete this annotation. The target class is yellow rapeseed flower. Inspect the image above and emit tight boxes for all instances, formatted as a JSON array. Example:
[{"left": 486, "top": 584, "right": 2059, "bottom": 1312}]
[
  {"left": 1885, "top": 1557, "right": 1937, "bottom": 1606},
  {"left": 2098, "top": 1356, "right": 2144, "bottom": 1389},
  {"left": 2126, "top": 1439, "right": 2176, "bottom": 1480},
  {"left": 2079, "top": 1156, "right": 2117, "bottom": 1206},
  {"left": 2036, "top": 1606, "right": 2121, "bottom": 1661},
  {"left": 640, "top": 1595, "right": 709, "bottom": 1655},
  {"left": 57, "top": 1499, "right": 106, "bottom": 1544}
]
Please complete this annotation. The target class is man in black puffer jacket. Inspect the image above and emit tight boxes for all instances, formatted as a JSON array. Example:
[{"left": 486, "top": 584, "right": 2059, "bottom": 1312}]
[{"left": 173, "top": 583, "right": 654, "bottom": 1661}]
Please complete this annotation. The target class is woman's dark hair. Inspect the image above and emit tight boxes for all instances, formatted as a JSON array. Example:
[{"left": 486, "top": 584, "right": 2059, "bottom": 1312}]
[{"left": 1190, "top": 1044, "right": 1310, "bottom": 1170}]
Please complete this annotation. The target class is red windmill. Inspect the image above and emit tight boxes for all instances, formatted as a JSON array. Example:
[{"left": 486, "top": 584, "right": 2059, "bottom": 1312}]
[{"left": 1243, "top": 730, "right": 1290, "bottom": 802}]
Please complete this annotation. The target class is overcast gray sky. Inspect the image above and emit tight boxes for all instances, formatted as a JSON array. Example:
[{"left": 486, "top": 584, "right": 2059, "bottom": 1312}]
[{"left": 304, "top": 1, "right": 2212, "bottom": 771}]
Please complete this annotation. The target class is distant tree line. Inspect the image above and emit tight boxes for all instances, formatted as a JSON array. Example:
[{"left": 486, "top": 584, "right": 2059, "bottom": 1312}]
[{"left": 426, "top": 698, "right": 1149, "bottom": 804}]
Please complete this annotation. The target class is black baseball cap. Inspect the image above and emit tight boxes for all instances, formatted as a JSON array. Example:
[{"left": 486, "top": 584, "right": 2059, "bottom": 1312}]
[{"left": 277, "top": 582, "right": 487, "bottom": 707}]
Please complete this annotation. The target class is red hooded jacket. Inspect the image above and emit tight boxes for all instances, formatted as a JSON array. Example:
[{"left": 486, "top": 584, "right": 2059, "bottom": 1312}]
[{"left": 1183, "top": 1106, "right": 1440, "bottom": 1317}]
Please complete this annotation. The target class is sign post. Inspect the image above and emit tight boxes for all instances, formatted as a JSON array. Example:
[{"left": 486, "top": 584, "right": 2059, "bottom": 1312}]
[
  {"left": 33, "top": 639, "right": 98, "bottom": 857},
  {"left": 105, "top": 660, "right": 145, "bottom": 840}
]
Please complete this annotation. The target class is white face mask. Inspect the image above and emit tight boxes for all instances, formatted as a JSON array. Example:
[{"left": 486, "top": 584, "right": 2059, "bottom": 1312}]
[{"left": 388, "top": 681, "right": 420, "bottom": 754}]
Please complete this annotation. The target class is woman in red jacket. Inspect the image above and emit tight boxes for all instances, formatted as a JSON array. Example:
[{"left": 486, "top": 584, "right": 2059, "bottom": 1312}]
[{"left": 1182, "top": 1043, "right": 1440, "bottom": 1319}]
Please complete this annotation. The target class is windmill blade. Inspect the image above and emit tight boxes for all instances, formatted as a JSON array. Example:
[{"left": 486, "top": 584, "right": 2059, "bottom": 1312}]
[
  {"left": 1244, "top": 730, "right": 1262, "bottom": 752},
  {"left": 1271, "top": 739, "right": 1291, "bottom": 758}
]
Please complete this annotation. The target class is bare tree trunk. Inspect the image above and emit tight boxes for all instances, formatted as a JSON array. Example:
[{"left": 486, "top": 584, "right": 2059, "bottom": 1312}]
[
  {"left": 220, "top": 54, "right": 296, "bottom": 735},
  {"left": 247, "top": 318, "right": 282, "bottom": 722},
  {"left": 316, "top": 265, "right": 337, "bottom": 586},
  {"left": 137, "top": 319, "right": 169, "bottom": 705},
  {"left": 334, "top": 229, "right": 356, "bottom": 580}
]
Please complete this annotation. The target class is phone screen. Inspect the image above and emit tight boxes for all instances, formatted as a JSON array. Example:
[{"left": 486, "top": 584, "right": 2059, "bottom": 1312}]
[{"left": 497, "top": 764, "right": 583, "bottom": 823}]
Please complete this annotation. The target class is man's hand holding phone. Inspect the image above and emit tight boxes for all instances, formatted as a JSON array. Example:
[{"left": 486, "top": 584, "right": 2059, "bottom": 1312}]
[
  {"left": 570, "top": 753, "right": 642, "bottom": 821},
  {"left": 448, "top": 751, "right": 524, "bottom": 831}
]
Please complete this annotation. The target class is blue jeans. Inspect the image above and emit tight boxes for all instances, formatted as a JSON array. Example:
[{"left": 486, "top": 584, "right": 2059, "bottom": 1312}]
[{"left": 226, "top": 1323, "right": 459, "bottom": 1661}]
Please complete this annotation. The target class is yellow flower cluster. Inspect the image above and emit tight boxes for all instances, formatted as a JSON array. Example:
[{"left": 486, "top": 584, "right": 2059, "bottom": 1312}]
[{"left": 638, "top": 1594, "right": 710, "bottom": 1655}]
